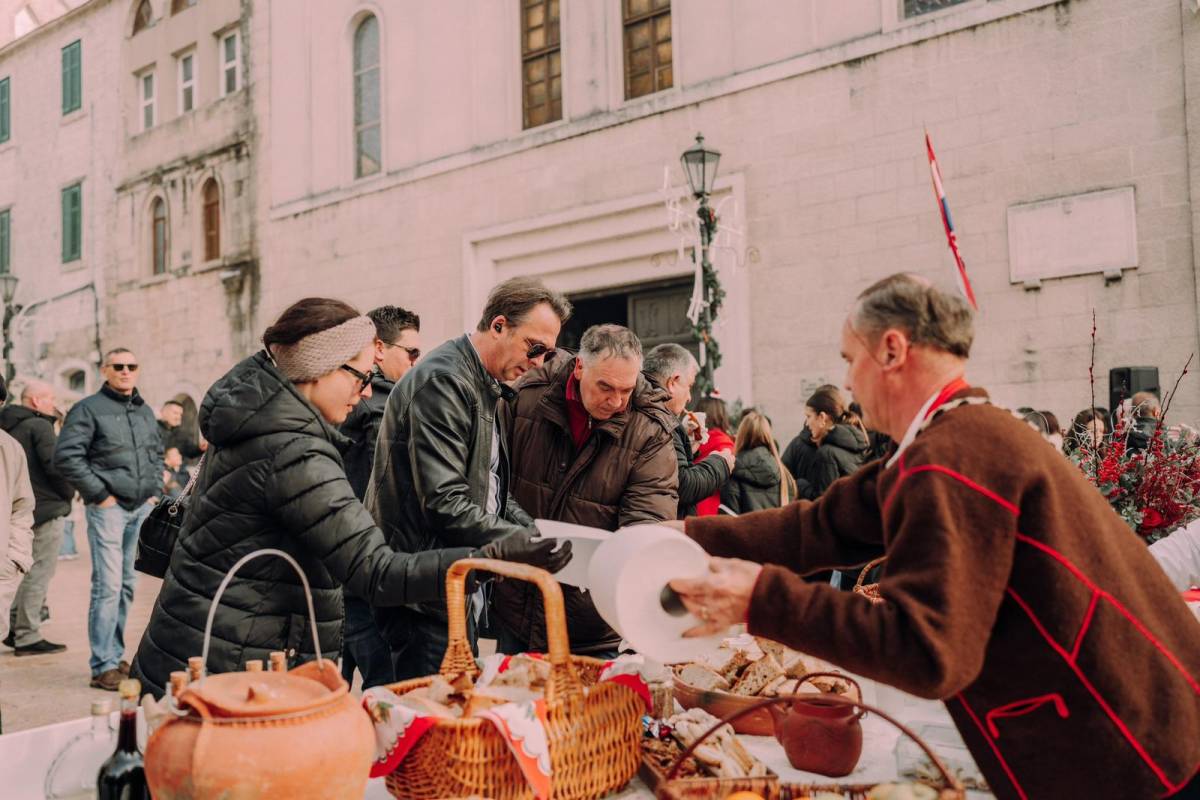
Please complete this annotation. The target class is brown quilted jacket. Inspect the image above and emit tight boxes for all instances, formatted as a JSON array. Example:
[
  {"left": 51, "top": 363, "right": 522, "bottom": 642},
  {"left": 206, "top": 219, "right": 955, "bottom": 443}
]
[{"left": 495, "top": 354, "right": 679, "bottom": 653}]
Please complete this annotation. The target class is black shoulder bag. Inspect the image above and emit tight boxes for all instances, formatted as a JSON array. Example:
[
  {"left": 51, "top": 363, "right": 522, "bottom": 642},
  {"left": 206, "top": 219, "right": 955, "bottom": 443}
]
[{"left": 135, "top": 454, "right": 206, "bottom": 579}]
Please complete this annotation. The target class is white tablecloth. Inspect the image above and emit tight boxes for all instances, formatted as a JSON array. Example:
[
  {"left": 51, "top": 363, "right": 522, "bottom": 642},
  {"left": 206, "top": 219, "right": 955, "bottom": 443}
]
[{"left": 2, "top": 684, "right": 992, "bottom": 799}]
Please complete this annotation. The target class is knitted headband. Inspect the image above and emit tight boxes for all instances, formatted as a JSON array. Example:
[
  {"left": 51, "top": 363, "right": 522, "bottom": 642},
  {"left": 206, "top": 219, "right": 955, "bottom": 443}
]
[{"left": 269, "top": 315, "right": 376, "bottom": 383}]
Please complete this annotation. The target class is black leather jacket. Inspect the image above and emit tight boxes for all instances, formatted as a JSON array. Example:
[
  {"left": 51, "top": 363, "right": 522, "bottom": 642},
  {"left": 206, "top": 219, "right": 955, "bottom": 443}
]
[{"left": 365, "top": 334, "right": 532, "bottom": 634}]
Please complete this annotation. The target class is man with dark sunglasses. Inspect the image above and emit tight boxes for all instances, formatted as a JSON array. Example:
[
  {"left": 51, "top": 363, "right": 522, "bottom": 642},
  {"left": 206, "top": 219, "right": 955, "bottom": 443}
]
[
  {"left": 338, "top": 304, "right": 422, "bottom": 689},
  {"left": 366, "top": 277, "right": 574, "bottom": 680},
  {"left": 54, "top": 347, "right": 163, "bottom": 691}
]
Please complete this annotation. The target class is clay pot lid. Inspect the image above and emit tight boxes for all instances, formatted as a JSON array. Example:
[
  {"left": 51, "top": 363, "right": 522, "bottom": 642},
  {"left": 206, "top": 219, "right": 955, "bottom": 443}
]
[{"left": 183, "top": 670, "right": 335, "bottom": 718}]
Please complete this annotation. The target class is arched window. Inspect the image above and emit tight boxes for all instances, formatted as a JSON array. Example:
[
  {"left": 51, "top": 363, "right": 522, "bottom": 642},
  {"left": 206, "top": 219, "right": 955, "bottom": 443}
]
[
  {"left": 133, "top": 0, "right": 153, "bottom": 35},
  {"left": 66, "top": 369, "right": 86, "bottom": 394},
  {"left": 202, "top": 179, "right": 220, "bottom": 261},
  {"left": 151, "top": 197, "right": 167, "bottom": 274},
  {"left": 353, "top": 15, "right": 381, "bottom": 179}
]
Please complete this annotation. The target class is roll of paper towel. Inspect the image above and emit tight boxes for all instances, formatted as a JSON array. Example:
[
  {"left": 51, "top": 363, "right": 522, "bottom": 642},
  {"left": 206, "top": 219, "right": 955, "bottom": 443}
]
[{"left": 587, "top": 524, "right": 728, "bottom": 664}]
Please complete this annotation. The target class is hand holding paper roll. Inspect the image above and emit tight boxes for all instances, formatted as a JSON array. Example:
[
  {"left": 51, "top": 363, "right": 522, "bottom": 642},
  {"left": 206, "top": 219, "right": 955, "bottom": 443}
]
[{"left": 668, "top": 557, "right": 764, "bottom": 637}]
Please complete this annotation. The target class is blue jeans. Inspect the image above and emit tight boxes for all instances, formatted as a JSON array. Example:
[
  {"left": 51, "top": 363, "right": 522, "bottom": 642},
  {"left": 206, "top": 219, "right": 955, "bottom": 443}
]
[
  {"left": 59, "top": 518, "right": 77, "bottom": 556},
  {"left": 85, "top": 502, "right": 153, "bottom": 675},
  {"left": 340, "top": 593, "right": 396, "bottom": 689}
]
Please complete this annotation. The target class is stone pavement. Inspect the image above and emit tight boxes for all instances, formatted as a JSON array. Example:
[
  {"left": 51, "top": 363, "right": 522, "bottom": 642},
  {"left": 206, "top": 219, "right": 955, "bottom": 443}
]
[{"left": 1, "top": 553, "right": 161, "bottom": 733}]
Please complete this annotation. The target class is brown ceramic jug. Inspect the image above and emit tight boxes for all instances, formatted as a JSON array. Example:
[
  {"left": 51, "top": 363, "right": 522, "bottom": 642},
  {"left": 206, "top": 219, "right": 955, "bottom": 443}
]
[
  {"left": 766, "top": 671, "right": 865, "bottom": 777},
  {"left": 144, "top": 548, "right": 375, "bottom": 799}
]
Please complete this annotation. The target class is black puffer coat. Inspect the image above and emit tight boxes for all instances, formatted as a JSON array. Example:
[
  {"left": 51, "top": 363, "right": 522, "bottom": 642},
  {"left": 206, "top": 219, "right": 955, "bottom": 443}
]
[
  {"left": 0, "top": 406, "right": 74, "bottom": 525},
  {"left": 720, "top": 446, "right": 789, "bottom": 514},
  {"left": 794, "top": 424, "right": 869, "bottom": 500},
  {"left": 131, "top": 352, "right": 475, "bottom": 698}
]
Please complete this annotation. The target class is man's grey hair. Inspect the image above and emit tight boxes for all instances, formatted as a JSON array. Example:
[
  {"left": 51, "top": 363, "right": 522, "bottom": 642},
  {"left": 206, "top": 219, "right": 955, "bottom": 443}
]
[
  {"left": 851, "top": 273, "right": 974, "bottom": 358},
  {"left": 643, "top": 343, "right": 699, "bottom": 383},
  {"left": 579, "top": 324, "right": 642, "bottom": 365}
]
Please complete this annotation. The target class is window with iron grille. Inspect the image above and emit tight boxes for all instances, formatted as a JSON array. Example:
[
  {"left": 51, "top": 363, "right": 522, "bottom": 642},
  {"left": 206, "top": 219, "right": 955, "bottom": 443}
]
[
  {"left": 521, "top": 0, "right": 561, "bottom": 129},
  {"left": 623, "top": 0, "right": 671, "bottom": 101}
]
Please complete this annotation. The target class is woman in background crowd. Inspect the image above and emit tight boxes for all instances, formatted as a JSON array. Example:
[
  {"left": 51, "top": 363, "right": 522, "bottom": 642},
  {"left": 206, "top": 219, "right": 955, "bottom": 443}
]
[
  {"left": 720, "top": 410, "right": 795, "bottom": 514},
  {"left": 793, "top": 386, "right": 869, "bottom": 500},
  {"left": 1064, "top": 407, "right": 1108, "bottom": 455},
  {"left": 693, "top": 396, "right": 735, "bottom": 516}
]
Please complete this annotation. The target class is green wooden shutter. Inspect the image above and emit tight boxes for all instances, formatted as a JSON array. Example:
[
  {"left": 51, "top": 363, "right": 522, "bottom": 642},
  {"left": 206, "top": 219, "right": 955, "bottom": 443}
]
[
  {"left": 0, "top": 78, "right": 10, "bottom": 143},
  {"left": 61, "top": 184, "right": 81, "bottom": 263},
  {"left": 62, "top": 42, "right": 81, "bottom": 114},
  {"left": 0, "top": 210, "right": 10, "bottom": 273}
]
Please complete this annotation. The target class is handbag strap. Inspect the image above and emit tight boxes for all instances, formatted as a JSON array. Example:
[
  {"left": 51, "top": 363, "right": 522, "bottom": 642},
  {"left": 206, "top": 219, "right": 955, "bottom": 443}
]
[{"left": 168, "top": 452, "right": 207, "bottom": 512}]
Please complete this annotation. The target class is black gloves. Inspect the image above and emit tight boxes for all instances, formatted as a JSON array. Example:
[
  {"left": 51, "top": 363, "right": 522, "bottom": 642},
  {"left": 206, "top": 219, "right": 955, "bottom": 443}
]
[{"left": 480, "top": 528, "right": 573, "bottom": 574}]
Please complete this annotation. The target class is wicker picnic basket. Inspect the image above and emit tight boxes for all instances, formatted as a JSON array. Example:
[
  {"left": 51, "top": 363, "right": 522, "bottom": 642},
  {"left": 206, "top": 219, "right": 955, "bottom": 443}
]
[
  {"left": 657, "top": 694, "right": 965, "bottom": 800},
  {"left": 852, "top": 556, "right": 887, "bottom": 605},
  {"left": 382, "top": 558, "right": 644, "bottom": 800}
]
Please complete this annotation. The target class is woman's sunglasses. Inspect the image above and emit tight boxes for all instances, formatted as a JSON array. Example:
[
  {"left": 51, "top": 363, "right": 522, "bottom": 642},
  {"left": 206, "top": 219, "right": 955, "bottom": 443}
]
[{"left": 340, "top": 364, "right": 374, "bottom": 393}]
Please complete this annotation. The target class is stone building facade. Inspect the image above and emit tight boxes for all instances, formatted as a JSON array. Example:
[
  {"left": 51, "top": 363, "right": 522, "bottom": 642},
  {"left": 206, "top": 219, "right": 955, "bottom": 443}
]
[
  {"left": 260, "top": 0, "right": 1200, "bottom": 436},
  {"left": 0, "top": 0, "right": 121, "bottom": 404},
  {"left": 0, "top": 0, "right": 257, "bottom": 408},
  {"left": 4, "top": 0, "right": 1199, "bottom": 435}
]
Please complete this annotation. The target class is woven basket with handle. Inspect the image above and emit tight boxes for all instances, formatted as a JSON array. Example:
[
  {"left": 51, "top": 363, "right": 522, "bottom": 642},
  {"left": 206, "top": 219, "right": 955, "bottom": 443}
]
[
  {"left": 852, "top": 556, "right": 888, "bottom": 605},
  {"left": 383, "top": 558, "right": 644, "bottom": 800}
]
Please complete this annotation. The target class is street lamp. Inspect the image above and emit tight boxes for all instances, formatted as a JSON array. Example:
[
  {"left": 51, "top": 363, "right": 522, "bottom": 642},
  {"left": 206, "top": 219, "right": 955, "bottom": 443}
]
[
  {"left": 0, "top": 273, "right": 20, "bottom": 385},
  {"left": 679, "top": 133, "right": 722, "bottom": 394}
]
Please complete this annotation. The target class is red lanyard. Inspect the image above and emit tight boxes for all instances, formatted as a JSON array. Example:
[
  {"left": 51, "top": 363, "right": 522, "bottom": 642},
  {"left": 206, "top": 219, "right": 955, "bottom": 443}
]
[{"left": 924, "top": 377, "right": 970, "bottom": 420}]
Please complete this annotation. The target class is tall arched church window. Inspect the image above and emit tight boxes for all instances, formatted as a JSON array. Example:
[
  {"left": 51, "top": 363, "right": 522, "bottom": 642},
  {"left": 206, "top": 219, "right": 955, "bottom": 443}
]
[
  {"left": 202, "top": 179, "right": 220, "bottom": 261},
  {"left": 353, "top": 15, "right": 381, "bottom": 179}
]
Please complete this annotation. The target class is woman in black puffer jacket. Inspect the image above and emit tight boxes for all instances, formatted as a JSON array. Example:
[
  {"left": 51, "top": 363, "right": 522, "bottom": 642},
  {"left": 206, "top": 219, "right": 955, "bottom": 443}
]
[
  {"left": 131, "top": 298, "right": 562, "bottom": 698},
  {"left": 793, "top": 386, "right": 869, "bottom": 500},
  {"left": 720, "top": 411, "right": 796, "bottom": 514}
]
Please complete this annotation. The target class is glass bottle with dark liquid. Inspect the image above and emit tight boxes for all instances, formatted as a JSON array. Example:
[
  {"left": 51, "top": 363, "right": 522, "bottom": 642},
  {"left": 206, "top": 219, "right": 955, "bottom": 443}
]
[{"left": 96, "top": 679, "right": 149, "bottom": 800}]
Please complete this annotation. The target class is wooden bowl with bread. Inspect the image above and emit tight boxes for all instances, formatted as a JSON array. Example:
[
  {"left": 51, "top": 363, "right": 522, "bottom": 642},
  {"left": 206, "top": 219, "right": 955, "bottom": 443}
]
[{"left": 672, "top": 634, "right": 859, "bottom": 736}]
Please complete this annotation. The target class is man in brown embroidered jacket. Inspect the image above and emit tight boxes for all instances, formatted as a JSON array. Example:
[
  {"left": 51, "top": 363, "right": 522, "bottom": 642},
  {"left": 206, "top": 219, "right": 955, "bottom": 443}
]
[{"left": 669, "top": 274, "right": 1200, "bottom": 799}]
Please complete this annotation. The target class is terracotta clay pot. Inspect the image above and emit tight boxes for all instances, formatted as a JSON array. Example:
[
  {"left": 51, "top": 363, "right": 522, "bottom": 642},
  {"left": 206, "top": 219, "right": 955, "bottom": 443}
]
[
  {"left": 144, "top": 548, "right": 375, "bottom": 799},
  {"left": 767, "top": 672, "right": 865, "bottom": 777}
]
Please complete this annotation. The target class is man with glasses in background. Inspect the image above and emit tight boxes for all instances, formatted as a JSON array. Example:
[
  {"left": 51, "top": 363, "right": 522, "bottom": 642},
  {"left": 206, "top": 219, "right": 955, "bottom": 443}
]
[
  {"left": 366, "top": 277, "right": 574, "bottom": 679},
  {"left": 339, "top": 305, "right": 422, "bottom": 688},
  {"left": 55, "top": 348, "right": 163, "bottom": 691}
]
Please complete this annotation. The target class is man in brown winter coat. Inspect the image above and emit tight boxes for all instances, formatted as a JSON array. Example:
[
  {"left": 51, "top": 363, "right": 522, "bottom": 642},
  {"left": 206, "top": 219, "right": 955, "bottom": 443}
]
[
  {"left": 495, "top": 324, "right": 679, "bottom": 657},
  {"left": 670, "top": 274, "right": 1200, "bottom": 799}
]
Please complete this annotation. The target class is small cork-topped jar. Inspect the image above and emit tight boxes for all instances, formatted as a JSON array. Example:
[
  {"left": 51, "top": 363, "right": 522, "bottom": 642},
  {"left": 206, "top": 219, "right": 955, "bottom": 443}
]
[
  {"left": 268, "top": 651, "right": 287, "bottom": 673},
  {"left": 187, "top": 657, "right": 205, "bottom": 682},
  {"left": 245, "top": 660, "right": 264, "bottom": 673},
  {"left": 169, "top": 671, "right": 189, "bottom": 697}
]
